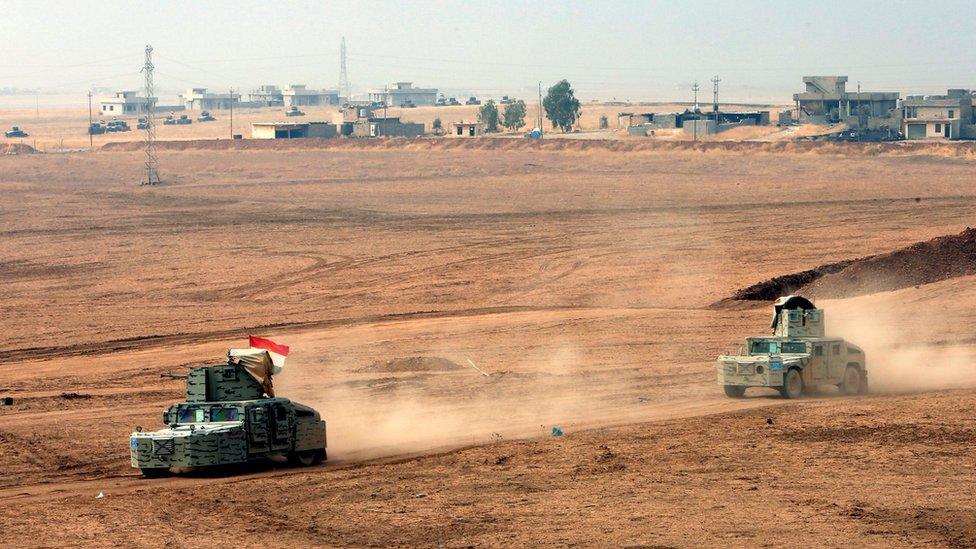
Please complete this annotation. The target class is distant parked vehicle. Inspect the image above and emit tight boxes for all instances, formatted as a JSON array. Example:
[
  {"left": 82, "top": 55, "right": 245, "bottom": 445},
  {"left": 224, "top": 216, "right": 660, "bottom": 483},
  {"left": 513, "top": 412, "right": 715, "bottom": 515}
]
[
  {"left": 400, "top": 100, "right": 416, "bottom": 108},
  {"left": 162, "top": 115, "right": 177, "bottom": 125},
  {"left": 176, "top": 114, "right": 192, "bottom": 125},
  {"left": 198, "top": 111, "right": 216, "bottom": 122},
  {"left": 500, "top": 96, "right": 512, "bottom": 105},
  {"left": 88, "top": 122, "right": 106, "bottom": 135},
  {"left": 137, "top": 117, "right": 149, "bottom": 130},
  {"left": 465, "top": 96, "right": 481, "bottom": 105},
  {"left": 106, "top": 120, "right": 130, "bottom": 132},
  {"left": 446, "top": 97, "right": 461, "bottom": 106},
  {"left": 4, "top": 126, "right": 28, "bottom": 138},
  {"left": 285, "top": 106, "right": 305, "bottom": 117}
]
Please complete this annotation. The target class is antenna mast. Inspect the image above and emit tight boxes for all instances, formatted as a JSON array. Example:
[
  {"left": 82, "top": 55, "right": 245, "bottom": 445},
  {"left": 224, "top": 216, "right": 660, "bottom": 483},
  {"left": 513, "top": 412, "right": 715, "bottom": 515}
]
[
  {"left": 141, "top": 45, "right": 160, "bottom": 185},
  {"left": 338, "top": 37, "right": 350, "bottom": 101}
]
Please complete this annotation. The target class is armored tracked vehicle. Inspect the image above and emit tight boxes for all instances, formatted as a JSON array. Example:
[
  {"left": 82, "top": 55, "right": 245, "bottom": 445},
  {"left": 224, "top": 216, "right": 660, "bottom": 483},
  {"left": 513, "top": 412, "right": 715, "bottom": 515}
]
[
  {"left": 130, "top": 357, "right": 326, "bottom": 477},
  {"left": 717, "top": 295, "right": 868, "bottom": 399}
]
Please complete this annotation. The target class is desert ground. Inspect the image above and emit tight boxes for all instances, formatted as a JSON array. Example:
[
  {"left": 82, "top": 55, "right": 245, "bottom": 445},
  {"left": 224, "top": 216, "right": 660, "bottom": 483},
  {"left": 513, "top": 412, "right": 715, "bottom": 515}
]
[{"left": 1, "top": 138, "right": 976, "bottom": 547}]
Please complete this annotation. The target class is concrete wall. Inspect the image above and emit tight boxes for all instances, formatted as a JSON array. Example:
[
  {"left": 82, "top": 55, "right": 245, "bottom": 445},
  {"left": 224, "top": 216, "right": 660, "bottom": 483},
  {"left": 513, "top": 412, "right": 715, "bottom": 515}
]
[
  {"left": 682, "top": 119, "right": 717, "bottom": 136},
  {"left": 251, "top": 125, "right": 279, "bottom": 139},
  {"left": 307, "top": 123, "right": 337, "bottom": 138}
]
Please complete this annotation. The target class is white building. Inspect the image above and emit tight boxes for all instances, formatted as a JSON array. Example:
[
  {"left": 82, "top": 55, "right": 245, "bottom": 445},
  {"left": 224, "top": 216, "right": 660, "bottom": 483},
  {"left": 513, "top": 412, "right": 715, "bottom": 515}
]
[
  {"left": 368, "top": 82, "right": 438, "bottom": 106},
  {"left": 901, "top": 89, "right": 975, "bottom": 140},
  {"left": 282, "top": 85, "right": 340, "bottom": 107},
  {"left": 99, "top": 91, "right": 151, "bottom": 116},
  {"left": 181, "top": 88, "right": 241, "bottom": 111}
]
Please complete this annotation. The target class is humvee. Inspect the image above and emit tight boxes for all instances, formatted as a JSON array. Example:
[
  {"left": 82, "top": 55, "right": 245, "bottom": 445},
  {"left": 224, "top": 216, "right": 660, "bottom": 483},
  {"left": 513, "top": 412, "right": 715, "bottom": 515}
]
[
  {"left": 717, "top": 295, "right": 867, "bottom": 399},
  {"left": 130, "top": 361, "right": 326, "bottom": 477}
]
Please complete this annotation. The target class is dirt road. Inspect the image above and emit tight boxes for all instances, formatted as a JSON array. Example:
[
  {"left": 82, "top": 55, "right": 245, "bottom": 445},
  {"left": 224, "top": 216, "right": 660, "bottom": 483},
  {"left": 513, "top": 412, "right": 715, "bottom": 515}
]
[{"left": 1, "top": 143, "right": 975, "bottom": 546}]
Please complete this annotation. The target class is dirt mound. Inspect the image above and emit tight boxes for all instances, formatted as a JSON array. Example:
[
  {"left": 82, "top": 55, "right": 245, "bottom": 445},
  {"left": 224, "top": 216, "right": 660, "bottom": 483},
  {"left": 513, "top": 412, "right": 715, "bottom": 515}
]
[
  {"left": 98, "top": 136, "right": 976, "bottom": 158},
  {"left": 727, "top": 258, "right": 864, "bottom": 301},
  {"left": 807, "top": 228, "right": 976, "bottom": 298},
  {"left": 725, "top": 228, "right": 976, "bottom": 301},
  {"left": 0, "top": 143, "right": 36, "bottom": 155},
  {"left": 356, "top": 356, "right": 465, "bottom": 373}
]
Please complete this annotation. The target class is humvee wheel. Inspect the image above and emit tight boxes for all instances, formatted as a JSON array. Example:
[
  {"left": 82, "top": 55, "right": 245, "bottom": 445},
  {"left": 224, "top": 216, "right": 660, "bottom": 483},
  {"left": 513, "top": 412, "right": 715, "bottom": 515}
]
[
  {"left": 723, "top": 385, "right": 746, "bottom": 398},
  {"left": 780, "top": 369, "right": 804, "bottom": 399},
  {"left": 289, "top": 450, "right": 318, "bottom": 467},
  {"left": 841, "top": 366, "right": 863, "bottom": 396},
  {"left": 140, "top": 467, "right": 170, "bottom": 478}
]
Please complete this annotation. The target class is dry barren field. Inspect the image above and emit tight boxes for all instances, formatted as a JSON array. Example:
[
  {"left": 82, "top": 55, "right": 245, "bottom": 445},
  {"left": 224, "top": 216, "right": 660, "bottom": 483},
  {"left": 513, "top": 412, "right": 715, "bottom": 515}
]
[{"left": 1, "top": 141, "right": 975, "bottom": 547}]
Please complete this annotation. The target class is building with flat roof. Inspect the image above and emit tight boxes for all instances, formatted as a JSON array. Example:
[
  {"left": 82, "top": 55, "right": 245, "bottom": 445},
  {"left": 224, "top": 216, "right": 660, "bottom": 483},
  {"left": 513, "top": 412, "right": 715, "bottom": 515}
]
[
  {"left": 182, "top": 88, "right": 241, "bottom": 110},
  {"left": 282, "top": 85, "right": 340, "bottom": 107},
  {"left": 249, "top": 85, "right": 284, "bottom": 107},
  {"left": 99, "top": 90, "right": 151, "bottom": 116},
  {"left": 901, "top": 89, "right": 976, "bottom": 140},
  {"left": 339, "top": 116, "right": 424, "bottom": 138},
  {"left": 793, "top": 76, "right": 900, "bottom": 129},
  {"left": 368, "top": 82, "right": 438, "bottom": 106},
  {"left": 452, "top": 122, "right": 485, "bottom": 137},
  {"left": 251, "top": 121, "right": 338, "bottom": 139}
]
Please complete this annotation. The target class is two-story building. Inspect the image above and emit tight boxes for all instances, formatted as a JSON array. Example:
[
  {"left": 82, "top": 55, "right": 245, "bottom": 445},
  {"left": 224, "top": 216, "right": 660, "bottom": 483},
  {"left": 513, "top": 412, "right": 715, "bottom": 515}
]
[
  {"left": 182, "top": 88, "right": 241, "bottom": 111},
  {"left": 282, "top": 85, "right": 340, "bottom": 107},
  {"left": 99, "top": 91, "right": 152, "bottom": 116},
  {"left": 368, "top": 82, "right": 438, "bottom": 107},
  {"left": 901, "top": 89, "right": 975, "bottom": 140},
  {"left": 792, "top": 76, "right": 900, "bottom": 130}
]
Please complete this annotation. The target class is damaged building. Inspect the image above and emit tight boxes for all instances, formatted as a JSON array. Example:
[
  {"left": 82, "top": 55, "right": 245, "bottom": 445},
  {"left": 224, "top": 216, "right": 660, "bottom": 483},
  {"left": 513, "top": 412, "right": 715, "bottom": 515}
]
[{"left": 792, "top": 76, "right": 900, "bottom": 130}]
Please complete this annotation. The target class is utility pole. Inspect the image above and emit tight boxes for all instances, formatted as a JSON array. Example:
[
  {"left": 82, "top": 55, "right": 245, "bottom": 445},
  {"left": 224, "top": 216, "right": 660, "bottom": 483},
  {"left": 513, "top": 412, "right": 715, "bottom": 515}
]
[
  {"left": 87, "top": 91, "right": 93, "bottom": 151},
  {"left": 141, "top": 45, "right": 160, "bottom": 185},
  {"left": 338, "top": 37, "right": 350, "bottom": 101},
  {"left": 538, "top": 80, "right": 544, "bottom": 136},
  {"left": 711, "top": 75, "right": 720, "bottom": 113},
  {"left": 692, "top": 81, "right": 701, "bottom": 142},
  {"left": 229, "top": 88, "right": 234, "bottom": 139}
]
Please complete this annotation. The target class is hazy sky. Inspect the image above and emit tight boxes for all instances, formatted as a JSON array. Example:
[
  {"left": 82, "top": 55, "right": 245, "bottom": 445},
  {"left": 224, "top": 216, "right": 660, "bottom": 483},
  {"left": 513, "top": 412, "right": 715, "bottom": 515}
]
[{"left": 2, "top": 0, "right": 975, "bottom": 102}]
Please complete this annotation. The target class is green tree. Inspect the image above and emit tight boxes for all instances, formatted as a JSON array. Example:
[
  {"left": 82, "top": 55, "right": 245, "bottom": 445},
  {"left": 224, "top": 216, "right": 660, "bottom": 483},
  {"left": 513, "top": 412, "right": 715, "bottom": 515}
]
[
  {"left": 501, "top": 99, "right": 527, "bottom": 132},
  {"left": 432, "top": 117, "right": 443, "bottom": 135},
  {"left": 542, "top": 79, "right": 582, "bottom": 132},
  {"left": 478, "top": 100, "right": 499, "bottom": 132}
]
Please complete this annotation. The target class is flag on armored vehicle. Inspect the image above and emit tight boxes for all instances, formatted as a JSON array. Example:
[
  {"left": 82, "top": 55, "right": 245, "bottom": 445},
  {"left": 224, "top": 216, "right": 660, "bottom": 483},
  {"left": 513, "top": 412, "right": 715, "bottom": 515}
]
[{"left": 227, "top": 336, "right": 290, "bottom": 397}]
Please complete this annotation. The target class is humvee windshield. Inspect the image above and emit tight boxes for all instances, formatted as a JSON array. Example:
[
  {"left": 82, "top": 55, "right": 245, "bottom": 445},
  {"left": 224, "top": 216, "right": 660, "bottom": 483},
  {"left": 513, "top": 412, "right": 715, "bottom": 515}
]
[
  {"left": 209, "top": 406, "right": 239, "bottom": 422},
  {"left": 177, "top": 407, "right": 206, "bottom": 423},
  {"left": 175, "top": 406, "right": 240, "bottom": 423},
  {"left": 750, "top": 340, "right": 778, "bottom": 354},
  {"left": 781, "top": 341, "right": 807, "bottom": 354}
]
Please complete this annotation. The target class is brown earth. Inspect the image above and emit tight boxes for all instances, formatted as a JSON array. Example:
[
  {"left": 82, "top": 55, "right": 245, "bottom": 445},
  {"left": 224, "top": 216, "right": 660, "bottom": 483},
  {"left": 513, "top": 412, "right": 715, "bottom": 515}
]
[
  {"left": 1, "top": 142, "right": 976, "bottom": 547},
  {"left": 729, "top": 227, "right": 976, "bottom": 301}
]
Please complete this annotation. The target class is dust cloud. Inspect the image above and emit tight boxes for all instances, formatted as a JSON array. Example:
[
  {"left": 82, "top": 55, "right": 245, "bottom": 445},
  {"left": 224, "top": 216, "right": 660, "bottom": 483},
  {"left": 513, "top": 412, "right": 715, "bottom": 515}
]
[
  {"left": 276, "top": 343, "right": 684, "bottom": 463},
  {"left": 827, "top": 296, "right": 976, "bottom": 393}
]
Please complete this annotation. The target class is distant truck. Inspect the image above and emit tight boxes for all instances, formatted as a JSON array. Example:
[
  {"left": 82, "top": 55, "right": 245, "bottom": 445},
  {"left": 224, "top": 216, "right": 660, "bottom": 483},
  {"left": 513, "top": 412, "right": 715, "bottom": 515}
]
[
  {"left": 130, "top": 357, "right": 326, "bottom": 477},
  {"left": 137, "top": 117, "right": 149, "bottom": 129},
  {"left": 88, "top": 122, "right": 106, "bottom": 135},
  {"left": 176, "top": 114, "right": 192, "bottom": 125},
  {"left": 4, "top": 126, "right": 28, "bottom": 138},
  {"left": 285, "top": 106, "right": 305, "bottom": 117},
  {"left": 198, "top": 111, "right": 216, "bottom": 122},
  {"left": 465, "top": 96, "right": 481, "bottom": 105},
  {"left": 717, "top": 295, "right": 868, "bottom": 399}
]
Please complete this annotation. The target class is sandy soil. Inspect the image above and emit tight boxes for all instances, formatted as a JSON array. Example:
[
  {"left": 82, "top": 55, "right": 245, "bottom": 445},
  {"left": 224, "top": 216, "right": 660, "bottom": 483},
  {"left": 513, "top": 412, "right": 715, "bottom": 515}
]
[{"left": 1, "top": 143, "right": 975, "bottom": 547}]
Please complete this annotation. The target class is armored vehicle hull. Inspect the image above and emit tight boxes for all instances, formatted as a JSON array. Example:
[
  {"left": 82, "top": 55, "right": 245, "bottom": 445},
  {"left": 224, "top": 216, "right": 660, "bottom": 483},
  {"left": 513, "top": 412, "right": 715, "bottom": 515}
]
[{"left": 130, "top": 362, "right": 326, "bottom": 476}]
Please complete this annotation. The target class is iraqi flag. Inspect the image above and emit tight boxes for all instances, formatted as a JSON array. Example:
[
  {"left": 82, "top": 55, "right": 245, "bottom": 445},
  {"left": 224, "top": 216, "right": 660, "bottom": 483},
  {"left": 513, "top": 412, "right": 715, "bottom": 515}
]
[{"left": 228, "top": 336, "right": 290, "bottom": 374}]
